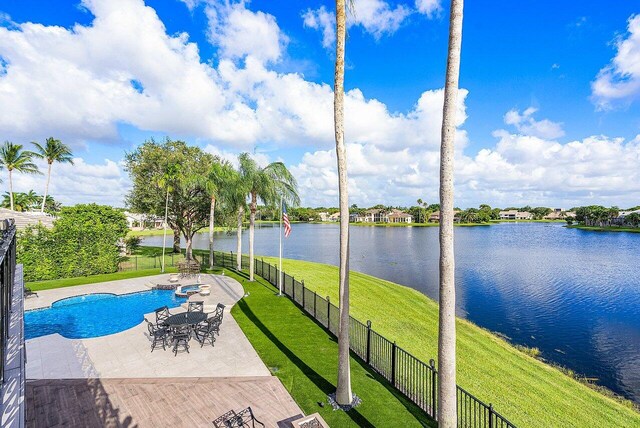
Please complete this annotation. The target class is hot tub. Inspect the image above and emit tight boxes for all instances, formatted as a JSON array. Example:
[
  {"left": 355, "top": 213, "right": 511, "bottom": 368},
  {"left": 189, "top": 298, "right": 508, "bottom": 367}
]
[{"left": 175, "top": 285, "right": 201, "bottom": 297}]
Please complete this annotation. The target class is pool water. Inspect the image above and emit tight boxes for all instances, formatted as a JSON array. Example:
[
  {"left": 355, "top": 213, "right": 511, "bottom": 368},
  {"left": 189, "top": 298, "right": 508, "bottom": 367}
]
[{"left": 25, "top": 290, "right": 187, "bottom": 340}]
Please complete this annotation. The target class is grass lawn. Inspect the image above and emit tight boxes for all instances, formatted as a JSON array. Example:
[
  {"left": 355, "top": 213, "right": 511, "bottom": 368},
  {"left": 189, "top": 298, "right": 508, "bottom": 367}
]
[
  {"left": 262, "top": 258, "right": 640, "bottom": 428},
  {"left": 25, "top": 268, "right": 177, "bottom": 291},
  {"left": 567, "top": 225, "right": 640, "bottom": 233},
  {"left": 228, "top": 270, "right": 435, "bottom": 428}
]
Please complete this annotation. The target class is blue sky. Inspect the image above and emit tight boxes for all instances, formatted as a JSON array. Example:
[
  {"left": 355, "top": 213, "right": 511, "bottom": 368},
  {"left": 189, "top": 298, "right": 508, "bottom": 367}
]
[{"left": 1, "top": 0, "right": 639, "bottom": 208}]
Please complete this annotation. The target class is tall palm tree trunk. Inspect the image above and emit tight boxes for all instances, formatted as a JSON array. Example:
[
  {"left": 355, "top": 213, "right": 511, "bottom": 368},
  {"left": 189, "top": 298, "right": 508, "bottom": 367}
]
[
  {"left": 8, "top": 169, "right": 14, "bottom": 211},
  {"left": 334, "top": 0, "right": 352, "bottom": 406},
  {"left": 438, "top": 1, "right": 464, "bottom": 426},
  {"left": 249, "top": 193, "right": 257, "bottom": 281},
  {"left": 237, "top": 207, "right": 244, "bottom": 270},
  {"left": 41, "top": 163, "right": 52, "bottom": 212},
  {"left": 209, "top": 196, "right": 216, "bottom": 269}
]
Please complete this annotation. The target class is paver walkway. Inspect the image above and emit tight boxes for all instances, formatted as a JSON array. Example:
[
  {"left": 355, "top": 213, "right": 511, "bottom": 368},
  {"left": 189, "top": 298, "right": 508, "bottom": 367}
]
[{"left": 26, "top": 377, "right": 303, "bottom": 427}]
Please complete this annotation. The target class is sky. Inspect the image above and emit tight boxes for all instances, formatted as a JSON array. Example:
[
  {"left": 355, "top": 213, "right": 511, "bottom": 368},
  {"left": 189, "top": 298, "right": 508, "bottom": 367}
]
[{"left": 0, "top": 0, "right": 639, "bottom": 209}]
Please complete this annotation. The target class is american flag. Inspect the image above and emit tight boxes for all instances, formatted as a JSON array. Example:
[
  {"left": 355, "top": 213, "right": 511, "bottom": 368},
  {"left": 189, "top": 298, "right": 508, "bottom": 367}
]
[{"left": 283, "top": 203, "right": 292, "bottom": 238}]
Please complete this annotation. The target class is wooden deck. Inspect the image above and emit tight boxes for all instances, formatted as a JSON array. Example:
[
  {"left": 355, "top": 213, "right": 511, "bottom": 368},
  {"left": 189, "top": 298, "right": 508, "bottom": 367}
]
[{"left": 26, "top": 377, "right": 304, "bottom": 427}]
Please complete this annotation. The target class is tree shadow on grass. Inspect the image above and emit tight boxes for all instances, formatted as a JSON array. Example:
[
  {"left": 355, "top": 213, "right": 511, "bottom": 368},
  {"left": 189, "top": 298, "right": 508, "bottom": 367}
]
[{"left": 236, "top": 298, "right": 375, "bottom": 427}]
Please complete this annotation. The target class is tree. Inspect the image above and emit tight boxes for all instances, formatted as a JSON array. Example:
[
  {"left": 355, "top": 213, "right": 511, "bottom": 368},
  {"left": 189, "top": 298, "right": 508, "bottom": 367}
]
[
  {"left": 221, "top": 168, "right": 248, "bottom": 270},
  {"left": 32, "top": 137, "right": 74, "bottom": 213},
  {"left": 201, "top": 160, "right": 235, "bottom": 269},
  {"left": 238, "top": 152, "right": 299, "bottom": 281},
  {"left": 17, "top": 204, "right": 128, "bottom": 281},
  {"left": 124, "top": 139, "right": 216, "bottom": 260},
  {"left": 438, "top": 0, "right": 464, "bottom": 426},
  {"left": 334, "top": 0, "right": 353, "bottom": 407},
  {"left": 0, "top": 141, "right": 41, "bottom": 211}
]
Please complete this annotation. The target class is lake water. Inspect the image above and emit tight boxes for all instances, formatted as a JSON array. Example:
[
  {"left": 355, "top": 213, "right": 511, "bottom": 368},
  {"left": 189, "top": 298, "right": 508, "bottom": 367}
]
[{"left": 143, "top": 222, "right": 640, "bottom": 403}]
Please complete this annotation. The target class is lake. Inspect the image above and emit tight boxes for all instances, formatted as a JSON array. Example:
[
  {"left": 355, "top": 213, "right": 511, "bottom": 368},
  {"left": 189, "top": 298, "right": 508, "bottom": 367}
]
[{"left": 143, "top": 222, "right": 640, "bottom": 403}]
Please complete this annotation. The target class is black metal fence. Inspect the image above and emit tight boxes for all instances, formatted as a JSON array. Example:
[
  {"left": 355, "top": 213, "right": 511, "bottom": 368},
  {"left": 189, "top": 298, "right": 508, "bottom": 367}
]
[
  {"left": 214, "top": 251, "right": 516, "bottom": 428},
  {"left": 0, "top": 219, "right": 17, "bottom": 384}
]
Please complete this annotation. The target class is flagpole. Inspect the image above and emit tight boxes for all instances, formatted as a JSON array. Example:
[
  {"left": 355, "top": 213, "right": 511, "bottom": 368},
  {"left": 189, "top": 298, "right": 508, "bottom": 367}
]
[{"left": 279, "top": 194, "right": 283, "bottom": 296}]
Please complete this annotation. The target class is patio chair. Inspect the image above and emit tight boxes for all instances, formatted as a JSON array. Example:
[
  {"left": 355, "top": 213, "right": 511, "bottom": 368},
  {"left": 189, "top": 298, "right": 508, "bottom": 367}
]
[
  {"left": 154, "top": 306, "right": 171, "bottom": 326},
  {"left": 194, "top": 319, "right": 217, "bottom": 348},
  {"left": 213, "top": 303, "right": 225, "bottom": 321},
  {"left": 187, "top": 301, "right": 204, "bottom": 313},
  {"left": 213, "top": 407, "right": 264, "bottom": 428},
  {"left": 169, "top": 324, "right": 191, "bottom": 356},
  {"left": 24, "top": 287, "right": 38, "bottom": 298},
  {"left": 145, "top": 318, "right": 168, "bottom": 352}
]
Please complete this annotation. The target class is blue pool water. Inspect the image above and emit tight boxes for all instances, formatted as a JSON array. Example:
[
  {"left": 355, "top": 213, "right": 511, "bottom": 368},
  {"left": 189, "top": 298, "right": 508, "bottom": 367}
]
[{"left": 25, "top": 290, "right": 187, "bottom": 340}]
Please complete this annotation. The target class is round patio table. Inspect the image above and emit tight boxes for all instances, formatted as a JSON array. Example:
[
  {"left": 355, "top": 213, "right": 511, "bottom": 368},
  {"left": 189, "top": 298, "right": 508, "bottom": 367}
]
[{"left": 163, "top": 312, "right": 207, "bottom": 326}]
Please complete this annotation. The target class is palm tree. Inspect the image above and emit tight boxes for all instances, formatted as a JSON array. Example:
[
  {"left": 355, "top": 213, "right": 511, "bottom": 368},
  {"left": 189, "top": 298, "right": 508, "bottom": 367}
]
[
  {"left": 201, "top": 160, "right": 234, "bottom": 269},
  {"left": 238, "top": 153, "right": 299, "bottom": 281},
  {"left": 0, "top": 142, "right": 41, "bottom": 211},
  {"left": 222, "top": 168, "right": 248, "bottom": 270},
  {"left": 334, "top": 0, "right": 353, "bottom": 406},
  {"left": 32, "top": 137, "right": 74, "bottom": 212},
  {"left": 438, "top": 1, "right": 464, "bottom": 426}
]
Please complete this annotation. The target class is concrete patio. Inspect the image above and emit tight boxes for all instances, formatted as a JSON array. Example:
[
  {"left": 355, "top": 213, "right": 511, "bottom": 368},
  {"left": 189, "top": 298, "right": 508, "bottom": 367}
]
[{"left": 24, "top": 273, "right": 304, "bottom": 427}]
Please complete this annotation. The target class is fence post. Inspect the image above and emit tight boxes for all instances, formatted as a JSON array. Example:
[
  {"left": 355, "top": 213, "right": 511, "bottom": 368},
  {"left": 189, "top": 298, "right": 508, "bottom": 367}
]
[
  {"left": 366, "top": 320, "right": 372, "bottom": 364},
  {"left": 314, "top": 291, "right": 317, "bottom": 318},
  {"left": 171, "top": 253, "right": 174, "bottom": 267},
  {"left": 135, "top": 256, "right": 138, "bottom": 271},
  {"left": 391, "top": 341, "right": 397, "bottom": 386},
  {"left": 292, "top": 276, "right": 296, "bottom": 301},
  {"left": 302, "top": 280, "right": 305, "bottom": 308},
  {"left": 154, "top": 256, "right": 156, "bottom": 269},
  {"left": 489, "top": 404, "right": 494, "bottom": 428},
  {"left": 430, "top": 359, "right": 437, "bottom": 419},
  {"left": 268, "top": 263, "right": 271, "bottom": 283},
  {"left": 327, "top": 296, "right": 331, "bottom": 330}
]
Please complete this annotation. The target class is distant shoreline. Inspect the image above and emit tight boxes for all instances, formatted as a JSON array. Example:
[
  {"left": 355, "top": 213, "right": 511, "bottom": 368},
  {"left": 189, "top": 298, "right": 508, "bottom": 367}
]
[{"left": 567, "top": 225, "right": 640, "bottom": 234}]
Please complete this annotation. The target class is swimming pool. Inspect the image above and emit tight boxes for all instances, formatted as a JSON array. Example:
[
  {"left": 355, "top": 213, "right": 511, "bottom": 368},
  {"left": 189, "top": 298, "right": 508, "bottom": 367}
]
[{"left": 25, "top": 290, "right": 187, "bottom": 340}]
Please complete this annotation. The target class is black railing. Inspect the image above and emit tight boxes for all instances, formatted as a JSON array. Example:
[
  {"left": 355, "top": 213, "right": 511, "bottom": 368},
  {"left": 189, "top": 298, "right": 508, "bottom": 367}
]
[
  {"left": 0, "top": 219, "right": 17, "bottom": 384},
  {"left": 213, "top": 251, "right": 516, "bottom": 428}
]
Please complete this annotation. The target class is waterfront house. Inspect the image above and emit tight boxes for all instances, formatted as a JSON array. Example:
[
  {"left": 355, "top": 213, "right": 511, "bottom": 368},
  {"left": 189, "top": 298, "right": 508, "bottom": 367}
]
[
  {"left": 614, "top": 209, "right": 640, "bottom": 226},
  {"left": 543, "top": 209, "right": 576, "bottom": 220},
  {"left": 328, "top": 212, "right": 340, "bottom": 222},
  {"left": 499, "top": 210, "right": 533, "bottom": 220},
  {"left": 428, "top": 210, "right": 461, "bottom": 223},
  {"left": 317, "top": 212, "right": 330, "bottom": 221},
  {"left": 362, "top": 208, "right": 387, "bottom": 223},
  {"left": 387, "top": 209, "right": 413, "bottom": 223}
]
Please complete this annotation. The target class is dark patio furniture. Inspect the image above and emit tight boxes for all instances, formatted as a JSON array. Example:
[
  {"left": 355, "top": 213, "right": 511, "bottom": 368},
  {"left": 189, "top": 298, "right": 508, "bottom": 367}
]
[
  {"left": 188, "top": 301, "right": 204, "bottom": 313},
  {"left": 177, "top": 260, "right": 201, "bottom": 278},
  {"left": 145, "top": 318, "right": 168, "bottom": 352},
  {"left": 154, "top": 306, "right": 171, "bottom": 326},
  {"left": 163, "top": 311, "right": 207, "bottom": 327},
  {"left": 213, "top": 407, "right": 264, "bottom": 428},
  {"left": 169, "top": 324, "right": 191, "bottom": 356},
  {"left": 24, "top": 287, "right": 38, "bottom": 298},
  {"left": 194, "top": 319, "right": 217, "bottom": 348}
]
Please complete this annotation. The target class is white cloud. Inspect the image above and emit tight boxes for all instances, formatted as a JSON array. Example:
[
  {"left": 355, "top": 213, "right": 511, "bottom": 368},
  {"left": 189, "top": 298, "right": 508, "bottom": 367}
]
[
  {"left": 592, "top": 14, "right": 640, "bottom": 109},
  {"left": 1, "top": 0, "right": 638, "bottom": 209},
  {"left": 205, "top": 1, "right": 287, "bottom": 63},
  {"left": 503, "top": 107, "right": 565, "bottom": 140},
  {"left": 9, "top": 157, "right": 130, "bottom": 206},
  {"left": 415, "top": 0, "right": 441, "bottom": 18},
  {"left": 303, "top": 0, "right": 412, "bottom": 47},
  {"left": 302, "top": 7, "right": 335, "bottom": 49}
]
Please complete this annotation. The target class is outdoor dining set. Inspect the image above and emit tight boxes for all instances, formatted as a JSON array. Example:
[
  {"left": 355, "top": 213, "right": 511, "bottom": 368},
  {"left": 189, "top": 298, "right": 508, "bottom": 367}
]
[{"left": 145, "top": 302, "right": 225, "bottom": 356}]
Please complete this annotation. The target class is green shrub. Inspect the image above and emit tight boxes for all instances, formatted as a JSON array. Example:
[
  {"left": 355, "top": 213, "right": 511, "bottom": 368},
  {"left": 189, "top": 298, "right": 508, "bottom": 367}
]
[{"left": 17, "top": 204, "right": 128, "bottom": 282}]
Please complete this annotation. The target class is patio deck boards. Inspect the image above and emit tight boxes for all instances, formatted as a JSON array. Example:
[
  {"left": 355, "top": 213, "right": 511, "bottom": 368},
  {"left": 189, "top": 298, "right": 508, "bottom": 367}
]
[{"left": 26, "top": 377, "right": 304, "bottom": 428}]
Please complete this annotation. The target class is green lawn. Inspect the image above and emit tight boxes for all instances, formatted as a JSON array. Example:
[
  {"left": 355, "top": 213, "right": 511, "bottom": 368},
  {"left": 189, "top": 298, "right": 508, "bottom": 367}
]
[
  {"left": 25, "top": 268, "right": 176, "bottom": 291},
  {"left": 262, "top": 258, "right": 640, "bottom": 428},
  {"left": 229, "top": 270, "right": 435, "bottom": 428},
  {"left": 567, "top": 225, "right": 640, "bottom": 233}
]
